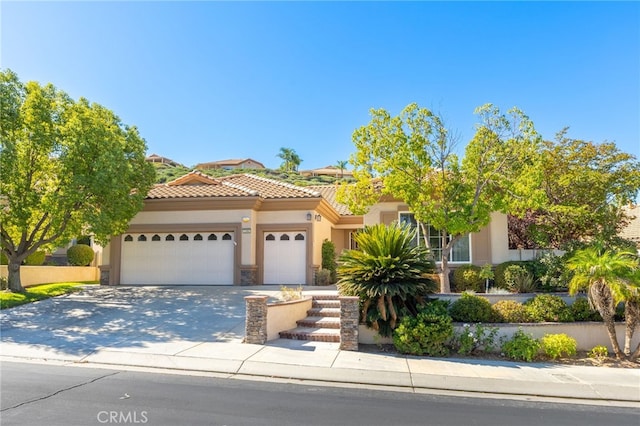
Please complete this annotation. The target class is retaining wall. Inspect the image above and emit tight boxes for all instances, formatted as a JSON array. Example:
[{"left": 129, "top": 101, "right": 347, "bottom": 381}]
[{"left": 0, "top": 266, "right": 99, "bottom": 287}]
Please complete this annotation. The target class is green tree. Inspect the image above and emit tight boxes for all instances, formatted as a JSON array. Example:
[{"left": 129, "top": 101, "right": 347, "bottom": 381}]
[
  {"left": 0, "top": 69, "right": 155, "bottom": 292},
  {"left": 277, "top": 147, "right": 302, "bottom": 172},
  {"left": 509, "top": 129, "right": 640, "bottom": 249},
  {"left": 566, "top": 245, "right": 639, "bottom": 360},
  {"left": 335, "top": 160, "right": 348, "bottom": 178},
  {"left": 337, "top": 223, "right": 437, "bottom": 336},
  {"left": 338, "top": 103, "right": 545, "bottom": 292}
]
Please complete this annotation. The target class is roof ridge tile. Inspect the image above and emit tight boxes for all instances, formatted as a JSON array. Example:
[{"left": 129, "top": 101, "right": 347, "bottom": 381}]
[{"left": 242, "top": 174, "right": 321, "bottom": 197}]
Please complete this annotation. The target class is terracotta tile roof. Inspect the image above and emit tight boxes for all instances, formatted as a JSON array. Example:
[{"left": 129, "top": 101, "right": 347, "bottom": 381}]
[
  {"left": 306, "top": 185, "right": 353, "bottom": 215},
  {"left": 146, "top": 171, "right": 321, "bottom": 200}
]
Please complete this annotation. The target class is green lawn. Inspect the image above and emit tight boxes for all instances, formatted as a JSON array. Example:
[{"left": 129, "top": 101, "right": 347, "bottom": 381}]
[{"left": 0, "top": 282, "right": 98, "bottom": 309}]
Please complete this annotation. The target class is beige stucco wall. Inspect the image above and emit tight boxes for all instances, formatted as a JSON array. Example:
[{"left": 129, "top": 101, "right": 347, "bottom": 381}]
[
  {"left": 266, "top": 297, "right": 313, "bottom": 341},
  {"left": 1, "top": 266, "right": 99, "bottom": 287},
  {"left": 489, "top": 212, "right": 510, "bottom": 264},
  {"left": 129, "top": 209, "right": 253, "bottom": 225},
  {"left": 312, "top": 216, "right": 333, "bottom": 267},
  {"left": 257, "top": 210, "right": 311, "bottom": 224}
]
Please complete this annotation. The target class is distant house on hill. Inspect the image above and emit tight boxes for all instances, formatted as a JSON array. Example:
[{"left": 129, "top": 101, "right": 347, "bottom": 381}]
[
  {"left": 195, "top": 158, "right": 265, "bottom": 171},
  {"left": 299, "top": 165, "right": 353, "bottom": 178},
  {"left": 145, "top": 154, "right": 183, "bottom": 168}
]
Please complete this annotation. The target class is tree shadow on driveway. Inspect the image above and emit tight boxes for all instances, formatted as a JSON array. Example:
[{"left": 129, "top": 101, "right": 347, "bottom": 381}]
[{"left": 0, "top": 286, "right": 259, "bottom": 358}]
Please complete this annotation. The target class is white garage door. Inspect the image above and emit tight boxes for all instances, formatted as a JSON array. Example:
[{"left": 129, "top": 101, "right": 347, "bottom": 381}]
[
  {"left": 263, "top": 231, "right": 307, "bottom": 285},
  {"left": 120, "top": 232, "right": 235, "bottom": 285}
]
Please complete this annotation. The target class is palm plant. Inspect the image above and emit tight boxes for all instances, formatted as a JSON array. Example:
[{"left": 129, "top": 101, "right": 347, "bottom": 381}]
[
  {"left": 566, "top": 246, "right": 639, "bottom": 360},
  {"left": 337, "top": 223, "right": 438, "bottom": 336},
  {"left": 336, "top": 160, "right": 348, "bottom": 178}
]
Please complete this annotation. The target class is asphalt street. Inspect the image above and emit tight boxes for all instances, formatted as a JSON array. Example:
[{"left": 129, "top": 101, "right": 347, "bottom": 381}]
[{"left": 2, "top": 361, "right": 639, "bottom": 426}]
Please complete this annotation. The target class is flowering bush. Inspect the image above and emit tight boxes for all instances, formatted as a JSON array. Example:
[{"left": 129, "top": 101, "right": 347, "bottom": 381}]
[
  {"left": 541, "top": 333, "right": 577, "bottom": 359},
  {"left": 500, "top": 328, "right": 541, "bottom": 362},
  {"left": 451, "top": 323, "right": 499, "bottom": 355}
]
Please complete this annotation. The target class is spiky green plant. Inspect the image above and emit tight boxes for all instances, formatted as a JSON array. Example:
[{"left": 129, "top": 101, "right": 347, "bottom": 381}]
[{"left": 337, "top": 223, "right": 437, "bottom": 336}]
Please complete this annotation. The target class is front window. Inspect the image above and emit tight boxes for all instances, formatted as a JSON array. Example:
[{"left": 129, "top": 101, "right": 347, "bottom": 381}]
[{"left": 399, "top": 212, "right": 470, "bottom": 262}]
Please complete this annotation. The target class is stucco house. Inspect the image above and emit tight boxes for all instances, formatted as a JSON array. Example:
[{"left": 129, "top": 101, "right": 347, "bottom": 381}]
[
  {"left": 194, "top": 158, "right": 265, "bottom": 171},
  {"left": 100, "top": 171, "right": 525, "bottom": 287},
  {"left": 299, "top": 165, "right": 354, "bottom": 178}
]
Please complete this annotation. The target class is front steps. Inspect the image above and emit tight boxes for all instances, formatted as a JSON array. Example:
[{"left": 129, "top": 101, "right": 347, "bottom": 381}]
[{"left": 279, "top": 295, "right": 341, "bottom": 343}]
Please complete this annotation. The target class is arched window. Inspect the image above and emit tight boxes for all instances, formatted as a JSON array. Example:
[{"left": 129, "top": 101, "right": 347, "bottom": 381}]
[
  {"left": 280, "top": 234, "right": 290, "bottom": 241},
  {"left": 266, "top": 234, "right": 275, "bottom": 241},
  {"left": 180, "top": 234, "right": 189, "bottom": 241},
  {"left": 295, "top": 233, "right": 305, "bottom": 241},
  {"left": 222, "top": 233, "right": 232, "bottom": 240},
  {"left": 152, "top": 234, "right": 161, "bottom": 241},
  {"left": 137, "top": 235, "right": 147, "bottom": 242},
  {"left": 194, "top": 234, "right": 203, "bottom": 241},
  {"left": 208, "top": 234, "right": 217, "bottom": 241},
  {"left": 124, "top": 235, "right": 133, "bottom": 242},
  {"left": 166, "top": 234, "right": 175, "bottom": 241}
]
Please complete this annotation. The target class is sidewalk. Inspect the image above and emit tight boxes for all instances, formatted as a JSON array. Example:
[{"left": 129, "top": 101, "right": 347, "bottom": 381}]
[{"left": 1, "top": 286, "right": 639, "bottom": 407}]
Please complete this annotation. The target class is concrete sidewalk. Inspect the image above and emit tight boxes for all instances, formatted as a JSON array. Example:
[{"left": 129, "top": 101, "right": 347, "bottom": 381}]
[{"left": 1, "top": 286, "right": 639, "bottom": 407}]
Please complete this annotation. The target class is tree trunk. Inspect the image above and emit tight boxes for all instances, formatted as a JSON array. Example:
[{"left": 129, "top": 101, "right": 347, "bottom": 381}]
[
  {"left": 439, "top": 256, "right": 451, "bottom": 293},
  {"left": 7, "top": 260, "right": 24, "bottom": 293},
  {"left": 624, "top": 298, "right": 639, "bottom": 356},
  {"left": 630, "top": 341, "right": 640, "bottom": 361},
  {"left": 590, "top": 282, "right": 625, "bottom": 360}
]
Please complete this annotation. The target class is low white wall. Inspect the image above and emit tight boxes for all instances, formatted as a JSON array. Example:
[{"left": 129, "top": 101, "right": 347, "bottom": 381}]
[
  {"left": 266, "top": 297, "right": 313, "bottom": 341},
  {"left": 359, "top": 322, "right": 639, "bottom": 352},
  {"left": 0, "top": 266, "right": 99, "bottom": 287}
]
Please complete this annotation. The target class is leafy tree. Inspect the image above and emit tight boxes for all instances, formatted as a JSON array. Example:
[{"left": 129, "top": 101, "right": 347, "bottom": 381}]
[
  {"left": 0, "top": 69, "right": 155, "bottom": 292},
  {"left": 509, "top": 129, "right": 640, "bottom": 249},
  {"left": 337, "top": 223, "right": 437, "bottom": 336},
  {"left": 566, "top": 245, "right": 639, "bottom": 360},
  {"left": 338, "top": 103, "right": 545, "bottom": 292},
  {"left": 276, "top": 147, "right": 302, "bottom": 172}
]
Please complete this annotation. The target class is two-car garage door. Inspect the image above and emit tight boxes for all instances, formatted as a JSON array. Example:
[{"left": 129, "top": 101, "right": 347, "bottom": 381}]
[{"left": 120, "top": 232, "right": 234, "bottom": 285}]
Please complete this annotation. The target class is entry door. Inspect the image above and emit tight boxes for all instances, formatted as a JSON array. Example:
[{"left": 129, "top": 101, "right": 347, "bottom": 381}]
[{"left": 263, "top": 231, "right": 306, "bottom": 285}]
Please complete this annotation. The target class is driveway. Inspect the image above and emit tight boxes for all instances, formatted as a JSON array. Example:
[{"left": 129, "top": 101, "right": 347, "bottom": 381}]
[{"left": 0, "top": 285, "right": 282, "bottom": 362}]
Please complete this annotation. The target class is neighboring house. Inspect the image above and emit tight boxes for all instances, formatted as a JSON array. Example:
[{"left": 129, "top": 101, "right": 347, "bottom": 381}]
[
  {"left": 145, "top": 153, "right": 184, "bottom": 168},
  {"left": 101, "top": 171, "right": 529, "bottom": 286},
  {"left": 299, "top": 165, "right": 354, "bottom": 178},
  {"left": 195, "top": 158, "right": 265, "bottom": 171},
  {"left": 620, "top": 204, "right": 640, "bottom": 249}
]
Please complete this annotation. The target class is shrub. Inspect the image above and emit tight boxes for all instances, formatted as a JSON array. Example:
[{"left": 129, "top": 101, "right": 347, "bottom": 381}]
[
  {"left": 588, "top": 345, "right": 609, "bottom": 361},
  {"left": 393, "top": 300, "right": 453, "bottom": 356},
  {"left": 536, "top": 251, "right": 569, "bottom": 292},
  {"left": 280, "top": 285, "right": 303, "bottom": 302},
  {"left": 0, "top": 252, "right": 7, "bottom": 265},
  {"left": 541, "top": 333, "right": 577, "bottom": 359},
  {"left": 452, "top": 265, "right": 484, "bottom": 293},
  {"left": 449, "top": 292, "right": 497, "bottom": 323},
  {"left": 494, "top": 261, "right": 522, "bottom": 289},
  {"left": 338, "top": 223, "right": 438, "bottom": 336},
  {"left": 503, "top": 265, "right": 537, "bottom": 293},
  {"left": 321, "top": 239, "right": 337, "bottom": 283},
  {"left": 24, "top": 250, "right": 46, "bottom": 266},
  {"left": 451, "top": 323, "right": 499, "bottom": 355},
  {"left": 501, "top": 328, "right": 541, "bottom": 362},
  {"left": 315, "top": 269, "right": 332, "bottom": 286},
  {"left": 66, "top": 244, "right": 94, "bottom": 266},
  {"left": 570, "top": 297, "right": 602, "bottom": 322},
  {"left": 492, "top": 300, "right": 533, "bottom": 323},
  {"left": 524, "top": 294, "right": 574, "bottom": 322}
]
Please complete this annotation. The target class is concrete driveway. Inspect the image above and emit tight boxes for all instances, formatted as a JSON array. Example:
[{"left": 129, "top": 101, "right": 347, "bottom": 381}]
[{"left": 0, "top": 285, "right": 282, "bottom": 362}]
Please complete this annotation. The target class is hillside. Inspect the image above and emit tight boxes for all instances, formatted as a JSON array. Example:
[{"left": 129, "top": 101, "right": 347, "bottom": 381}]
[{"left": 152, "top": 163, "right": 354, "bottom": 187}]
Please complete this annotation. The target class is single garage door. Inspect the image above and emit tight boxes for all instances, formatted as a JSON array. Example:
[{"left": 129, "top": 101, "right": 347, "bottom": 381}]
[
  {"left": 120, "top": 232, "right": 235, "bottom": 285},
  {"left": 263, "top": 231, "right": 306, "bottom": 285}
]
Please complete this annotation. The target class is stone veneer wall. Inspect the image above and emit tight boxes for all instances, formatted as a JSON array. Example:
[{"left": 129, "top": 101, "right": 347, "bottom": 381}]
[
  {"left": 244, "top": 295, "right": 268, "bottom": 344},
  {"left": 339, "top": 296, "right": 360, "bottom": 351},
  {"left": 240, "top": 266, "right": 258, "bottom": 286}
]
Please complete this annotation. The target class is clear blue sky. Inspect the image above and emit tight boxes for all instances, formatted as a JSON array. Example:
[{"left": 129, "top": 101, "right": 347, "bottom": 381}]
[{"left": 2, "top": 1, "right": 638, "bottom": 170}]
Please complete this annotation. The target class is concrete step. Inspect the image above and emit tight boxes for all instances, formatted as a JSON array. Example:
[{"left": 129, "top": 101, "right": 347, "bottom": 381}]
[
  {"left": 307, "top": 307, "right": 341, "bottom": 318},
  {"left": 297, "top": 316, "right": 341, "bottom": 329},
  {"left": 312, "top": 299, "right": 341, "bottom": 309},
  {"left": 279, "top": 327, "right": 341, "bottom": 342}
]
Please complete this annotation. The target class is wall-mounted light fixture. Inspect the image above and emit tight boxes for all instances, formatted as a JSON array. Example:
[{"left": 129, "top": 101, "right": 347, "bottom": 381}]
[
  {"left": 306, "top": 212, "right": 312, "bottom": 221},
  {"left": 241, "top": 216, "right": 250, "bottom": 223},
  {"left": 315, "top": 214, "right": 322, "bottom": 222}
]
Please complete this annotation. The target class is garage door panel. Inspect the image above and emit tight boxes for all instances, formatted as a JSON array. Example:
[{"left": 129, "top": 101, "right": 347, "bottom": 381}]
[
  {"left": 121, "top": 232, "right": 234, "bottom": 285},
  {"left": 263, "top": 232, "right": 306, "bottom": 285}
]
